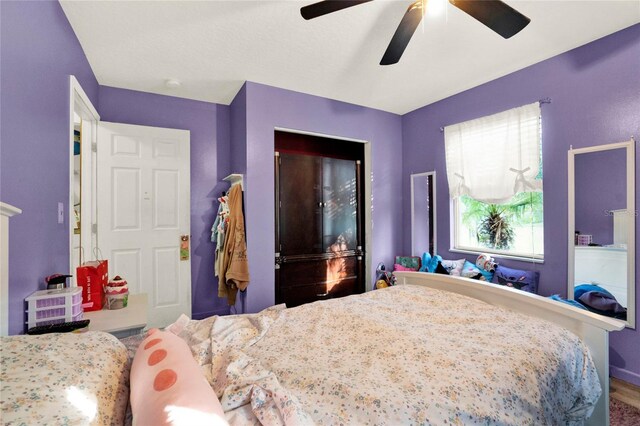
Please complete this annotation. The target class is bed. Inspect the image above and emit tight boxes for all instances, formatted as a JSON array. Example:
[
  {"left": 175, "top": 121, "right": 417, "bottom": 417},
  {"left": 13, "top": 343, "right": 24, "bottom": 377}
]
[
  {"left": 0, "top": 272, "right": 625, "bottom": 425},
  {"left": 0, "top": 331, "right": 130, "bottom": 425}
]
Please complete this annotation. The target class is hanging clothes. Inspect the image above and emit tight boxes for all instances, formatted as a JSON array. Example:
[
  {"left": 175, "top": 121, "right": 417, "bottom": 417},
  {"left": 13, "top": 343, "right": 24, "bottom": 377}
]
[
  {"left": 211, "top": 195, "right": 229, "bottom": 277},
  {"left": 218, "top": 184, "right": 250, "bottom": 305}
]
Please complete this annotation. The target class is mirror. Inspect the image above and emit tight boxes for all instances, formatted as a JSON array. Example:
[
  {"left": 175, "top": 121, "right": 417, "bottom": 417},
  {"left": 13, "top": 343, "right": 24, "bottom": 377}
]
[
  {"left": 411, "top": 172, "right": 436, "bottom": 257},
  {"left": 568, "top": 140, "right": 636, "bottom": 328}
]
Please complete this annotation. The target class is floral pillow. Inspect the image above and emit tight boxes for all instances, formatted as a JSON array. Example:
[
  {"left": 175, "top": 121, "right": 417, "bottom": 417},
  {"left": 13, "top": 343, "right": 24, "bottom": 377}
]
[
  {"left": 395, "top": 256, "right": 421, "bottom": 271},
  {"left": 394, "top": 263, "right": 416, "bottom": 272}
]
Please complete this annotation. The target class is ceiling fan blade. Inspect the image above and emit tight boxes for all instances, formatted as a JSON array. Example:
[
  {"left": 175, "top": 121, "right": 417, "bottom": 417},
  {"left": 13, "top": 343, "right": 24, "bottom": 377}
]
[
  {"left": 449, "top": 0, "right": 530, "bottom": 39},
  {"left": 380, "top": 1, "right": 425, "bottom": 65},
  {"left": 301, "top": 0, "right": 373, "bottom": 20}
]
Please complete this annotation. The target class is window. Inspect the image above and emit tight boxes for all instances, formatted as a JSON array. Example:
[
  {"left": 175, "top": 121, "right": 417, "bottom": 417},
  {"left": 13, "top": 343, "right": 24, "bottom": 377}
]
[{"left": 445, "top": 102, "right": 543, "bottom": 260}]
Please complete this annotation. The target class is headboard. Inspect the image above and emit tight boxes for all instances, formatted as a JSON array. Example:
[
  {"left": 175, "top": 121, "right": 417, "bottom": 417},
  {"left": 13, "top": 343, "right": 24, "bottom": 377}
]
[{"left": 1, "top": 202, "right": 22, "bottom": 336}]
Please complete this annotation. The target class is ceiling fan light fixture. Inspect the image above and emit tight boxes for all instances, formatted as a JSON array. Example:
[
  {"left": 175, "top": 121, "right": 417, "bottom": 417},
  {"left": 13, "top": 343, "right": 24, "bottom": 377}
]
[
  {"left": 301, "top": 0, "right": 531, "bottom": 66},
  {"left": 426, "top": 0, "right": 446, "bottom": 17}
]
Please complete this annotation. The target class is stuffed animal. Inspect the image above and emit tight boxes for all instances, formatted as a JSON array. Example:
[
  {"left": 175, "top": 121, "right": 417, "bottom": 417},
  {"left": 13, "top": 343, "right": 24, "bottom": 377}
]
[
  {"left": 475, "top": 253, "right": 497, "bottom": 272},
  {"left": 130, "top": 329, "right": 227, "bottom": 425}
]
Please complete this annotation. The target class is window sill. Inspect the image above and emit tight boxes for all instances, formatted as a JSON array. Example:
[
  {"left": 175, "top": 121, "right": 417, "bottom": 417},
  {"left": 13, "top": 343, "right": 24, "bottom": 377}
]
[{"left": 449, "top": 247, "right": 545, "bottom": 264}]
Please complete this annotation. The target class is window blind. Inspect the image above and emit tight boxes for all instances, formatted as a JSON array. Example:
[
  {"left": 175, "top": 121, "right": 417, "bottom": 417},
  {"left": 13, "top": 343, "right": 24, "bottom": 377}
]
[{"left": 444, "top": 102, "right": 542, "bottom": 204}]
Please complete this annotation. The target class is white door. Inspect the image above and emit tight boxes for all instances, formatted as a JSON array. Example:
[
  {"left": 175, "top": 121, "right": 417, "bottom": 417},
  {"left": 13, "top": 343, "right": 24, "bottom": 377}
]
[{"left": 97, "top": 122, "right": 191, "bottom": 328}]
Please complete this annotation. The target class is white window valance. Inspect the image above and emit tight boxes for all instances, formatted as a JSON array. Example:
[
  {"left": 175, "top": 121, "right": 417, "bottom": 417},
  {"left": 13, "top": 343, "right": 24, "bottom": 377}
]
[{"left": 444, "top": 102, "right": 542, "bottom": 204}]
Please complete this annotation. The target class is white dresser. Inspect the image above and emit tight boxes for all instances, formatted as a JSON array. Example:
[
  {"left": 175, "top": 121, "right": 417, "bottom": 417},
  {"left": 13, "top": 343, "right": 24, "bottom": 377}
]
[{"left": 574, "top": 246, "right": 628, "bottom": 307}]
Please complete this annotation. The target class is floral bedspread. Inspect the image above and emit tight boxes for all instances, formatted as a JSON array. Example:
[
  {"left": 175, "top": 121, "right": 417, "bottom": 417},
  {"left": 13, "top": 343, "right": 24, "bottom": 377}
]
[
  {"left": 168, "top": 285, "right": 601, "bottom": 426},
  {"left": 1, "top": 331, "right": 130, "bottom": 425}
]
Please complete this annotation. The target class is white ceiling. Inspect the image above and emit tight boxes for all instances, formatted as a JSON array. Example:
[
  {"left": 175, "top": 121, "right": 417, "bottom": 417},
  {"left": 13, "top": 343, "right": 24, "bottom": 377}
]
[{"left": 60, "top": 0, "right": 639, "bottom": 115}]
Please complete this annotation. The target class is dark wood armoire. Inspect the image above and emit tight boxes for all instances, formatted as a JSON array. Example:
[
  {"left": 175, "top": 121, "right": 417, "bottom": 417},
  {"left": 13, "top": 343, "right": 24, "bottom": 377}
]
[{"left": 275, "top": 131, "right": 365, "bottom": 307}]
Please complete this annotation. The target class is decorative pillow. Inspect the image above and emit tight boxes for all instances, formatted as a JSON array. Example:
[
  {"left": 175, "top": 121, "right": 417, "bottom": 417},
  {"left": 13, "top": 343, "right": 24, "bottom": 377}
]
[
  {"left": 549, "top": 294, "right": 587, "bottom": 310},
  {"left": 419, "top": 253, "right": 441, "bottom": 273},
  {"left": 440, "top": 258, "right": 466, "bottom": 276},
  {"left": 574, "top": 284, "right": 614, "bottom": 300},
  {"left": 130, "top": 329, "right": 227, "bottom": 426},
  {"left": 395, "top": 256, "right": 421, "bottom": 271},
  {"left": 393, "top": 263, "right": 416, "bottom": 272},
  {"left": 461, "top": 260, "right": 494, "bottom": 282},
  {"left": 493, "top": 265, "right": 539, "bottom": 293},
  {"left": 435, "top": 262, "right": 450, "bottom": 275},
  {"left": 578, "top": 291, "right": 627, "bottom": 320}
]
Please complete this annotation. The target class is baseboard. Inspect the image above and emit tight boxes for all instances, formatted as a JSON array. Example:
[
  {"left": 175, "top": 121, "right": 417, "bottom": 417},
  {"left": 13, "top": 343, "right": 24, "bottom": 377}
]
[
  {"left": 611, "top": 365, "right": 640, "bottom": 387},
  {"left": 192, "top": 307, "right": 231, "bottom": 320}
]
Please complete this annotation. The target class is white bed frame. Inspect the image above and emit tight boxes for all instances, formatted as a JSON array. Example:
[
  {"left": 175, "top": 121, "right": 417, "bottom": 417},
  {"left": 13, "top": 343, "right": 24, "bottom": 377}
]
[{"left": 394, "top": 271, "right": 625, "bottom": 426}]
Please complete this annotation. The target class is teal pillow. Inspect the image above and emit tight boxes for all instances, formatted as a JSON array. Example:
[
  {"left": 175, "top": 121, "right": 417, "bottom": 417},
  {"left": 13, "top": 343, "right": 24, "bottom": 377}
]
[
  {"left": 419, "top": 253, "right": 442, "bottom": 273},
  {"left": 461, "top": 260, "right": 494, "bottom": 282}
]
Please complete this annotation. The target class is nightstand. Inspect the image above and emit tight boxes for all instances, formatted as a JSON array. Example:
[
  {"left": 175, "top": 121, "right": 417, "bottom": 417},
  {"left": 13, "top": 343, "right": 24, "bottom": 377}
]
[{"left": 84, "top": 293, "right": 148, "bottom": 338}]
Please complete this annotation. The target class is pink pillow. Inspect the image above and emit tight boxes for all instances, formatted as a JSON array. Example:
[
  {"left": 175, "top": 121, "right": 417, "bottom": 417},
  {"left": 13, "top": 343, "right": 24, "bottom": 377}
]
[
  {"left": 130, "top": 329, "right": 227, "bottom": 425},
  {"left": 393, "top": 263, "right": 416, "bottom": 272}
]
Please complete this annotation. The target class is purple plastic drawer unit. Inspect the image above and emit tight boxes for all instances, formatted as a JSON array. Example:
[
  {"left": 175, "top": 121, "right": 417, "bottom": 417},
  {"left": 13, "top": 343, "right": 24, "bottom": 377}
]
[
  {"left": 577, "top": 234, "right": 593, "bottom": 246},
  {"left": 26, "top": 287, "right": 84, "bottom": 330}
]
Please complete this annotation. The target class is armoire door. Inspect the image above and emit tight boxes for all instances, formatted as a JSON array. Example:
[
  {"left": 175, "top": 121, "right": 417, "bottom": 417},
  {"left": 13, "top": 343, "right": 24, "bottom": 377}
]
[{"left": 275, "top": 149, "right": 364, "bottom": 308}]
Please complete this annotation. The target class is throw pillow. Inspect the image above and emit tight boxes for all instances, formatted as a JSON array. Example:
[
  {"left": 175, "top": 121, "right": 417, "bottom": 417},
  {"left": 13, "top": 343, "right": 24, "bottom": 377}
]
[
  {"left": 435, "top": 262, "right": 450, "bottom": 275},
  {"left": 130, "top": 329, "right": 227, "bottom": 425},
  {"left": 393, "top": 263, "right": 416, "bottom": 272},
  {"left": 420, "top": 252, "right": 443, "bottom": 273},
  {"left": 395, "top": 256, "right": 421, "bottom": 271},
  {"left": 461, "top": 260, "right": 494, "bottom": 281},
  {"left": 578, "top": 291, "right": 627, "bottom": 320},
  {"left": 440, "top": 258, "right": 466, "bottom": 276},
  {"left": 574, "top": 284, "right": 614, "bottom": 300},
  {"left": 493, "top": 265, "right": 540, "bottom": 293}
]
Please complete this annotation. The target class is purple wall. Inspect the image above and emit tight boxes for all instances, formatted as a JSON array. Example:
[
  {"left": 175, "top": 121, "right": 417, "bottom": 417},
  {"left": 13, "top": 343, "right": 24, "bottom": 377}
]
[
  {"left": 229, "top": 84, "right": 247, "bottom": 176},
  {"left": 0, "top": 1, "right": 99, "bottom": 335},
  {"left": 402, "top": 24, "right": 640, "bottom": 385},
  {"left": 240, "top": 82, "right": 403, "bottom": 313},
  {"left": 575, "top": 149, "right": 627, "bottom": 246},
  {"left": 98, "top": 86, "right": 231, "bottom": 319}
]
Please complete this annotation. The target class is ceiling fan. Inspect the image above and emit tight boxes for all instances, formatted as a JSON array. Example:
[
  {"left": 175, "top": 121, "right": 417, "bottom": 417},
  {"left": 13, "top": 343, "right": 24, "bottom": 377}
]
[{"left": 301, "top": 0, "right": 531, "bottom": 65}]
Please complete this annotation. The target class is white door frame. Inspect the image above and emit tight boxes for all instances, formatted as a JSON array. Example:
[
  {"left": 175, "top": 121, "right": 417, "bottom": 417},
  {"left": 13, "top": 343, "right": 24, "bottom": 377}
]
[{"left": 69, "top": 76, "right": 100, "bottom": 284}]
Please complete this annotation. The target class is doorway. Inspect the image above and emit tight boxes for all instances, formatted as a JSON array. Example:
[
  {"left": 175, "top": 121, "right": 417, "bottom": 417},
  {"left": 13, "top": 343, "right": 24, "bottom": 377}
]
[
  {"left": 274, "top": 131, "right": 366, "bottom": 307},
  {"left": 69, "top": 76, "right": 100, "bottom": 284},
  {"left": 69, "top": 77, "right": 192, "bottom": 329}
]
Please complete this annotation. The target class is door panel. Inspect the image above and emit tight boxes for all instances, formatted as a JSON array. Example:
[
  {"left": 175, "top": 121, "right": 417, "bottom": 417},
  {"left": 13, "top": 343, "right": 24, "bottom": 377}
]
[
  {"left": 322, "top": 157, "right": 358, "bottom": 252},
  {"left": 153, "top": 247, "right": 179, "bottom": 306},
  {"left": 279, "top": 154, "right": 323, "bottom": 255},
  {"left": 98, "top": 122, "right": 190, "bottom": 329},
  {"left": 112, "top": 134, "right": 140, "bottom": 157},
  {"left": 111, "top": 168, "right": 141, "bottom": 230},
  {"left": 111, "top": 249, "right": 141, "bottom": 294},
  {"left": 153, "top": 169, "right": 179, "bottom": 229}
]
